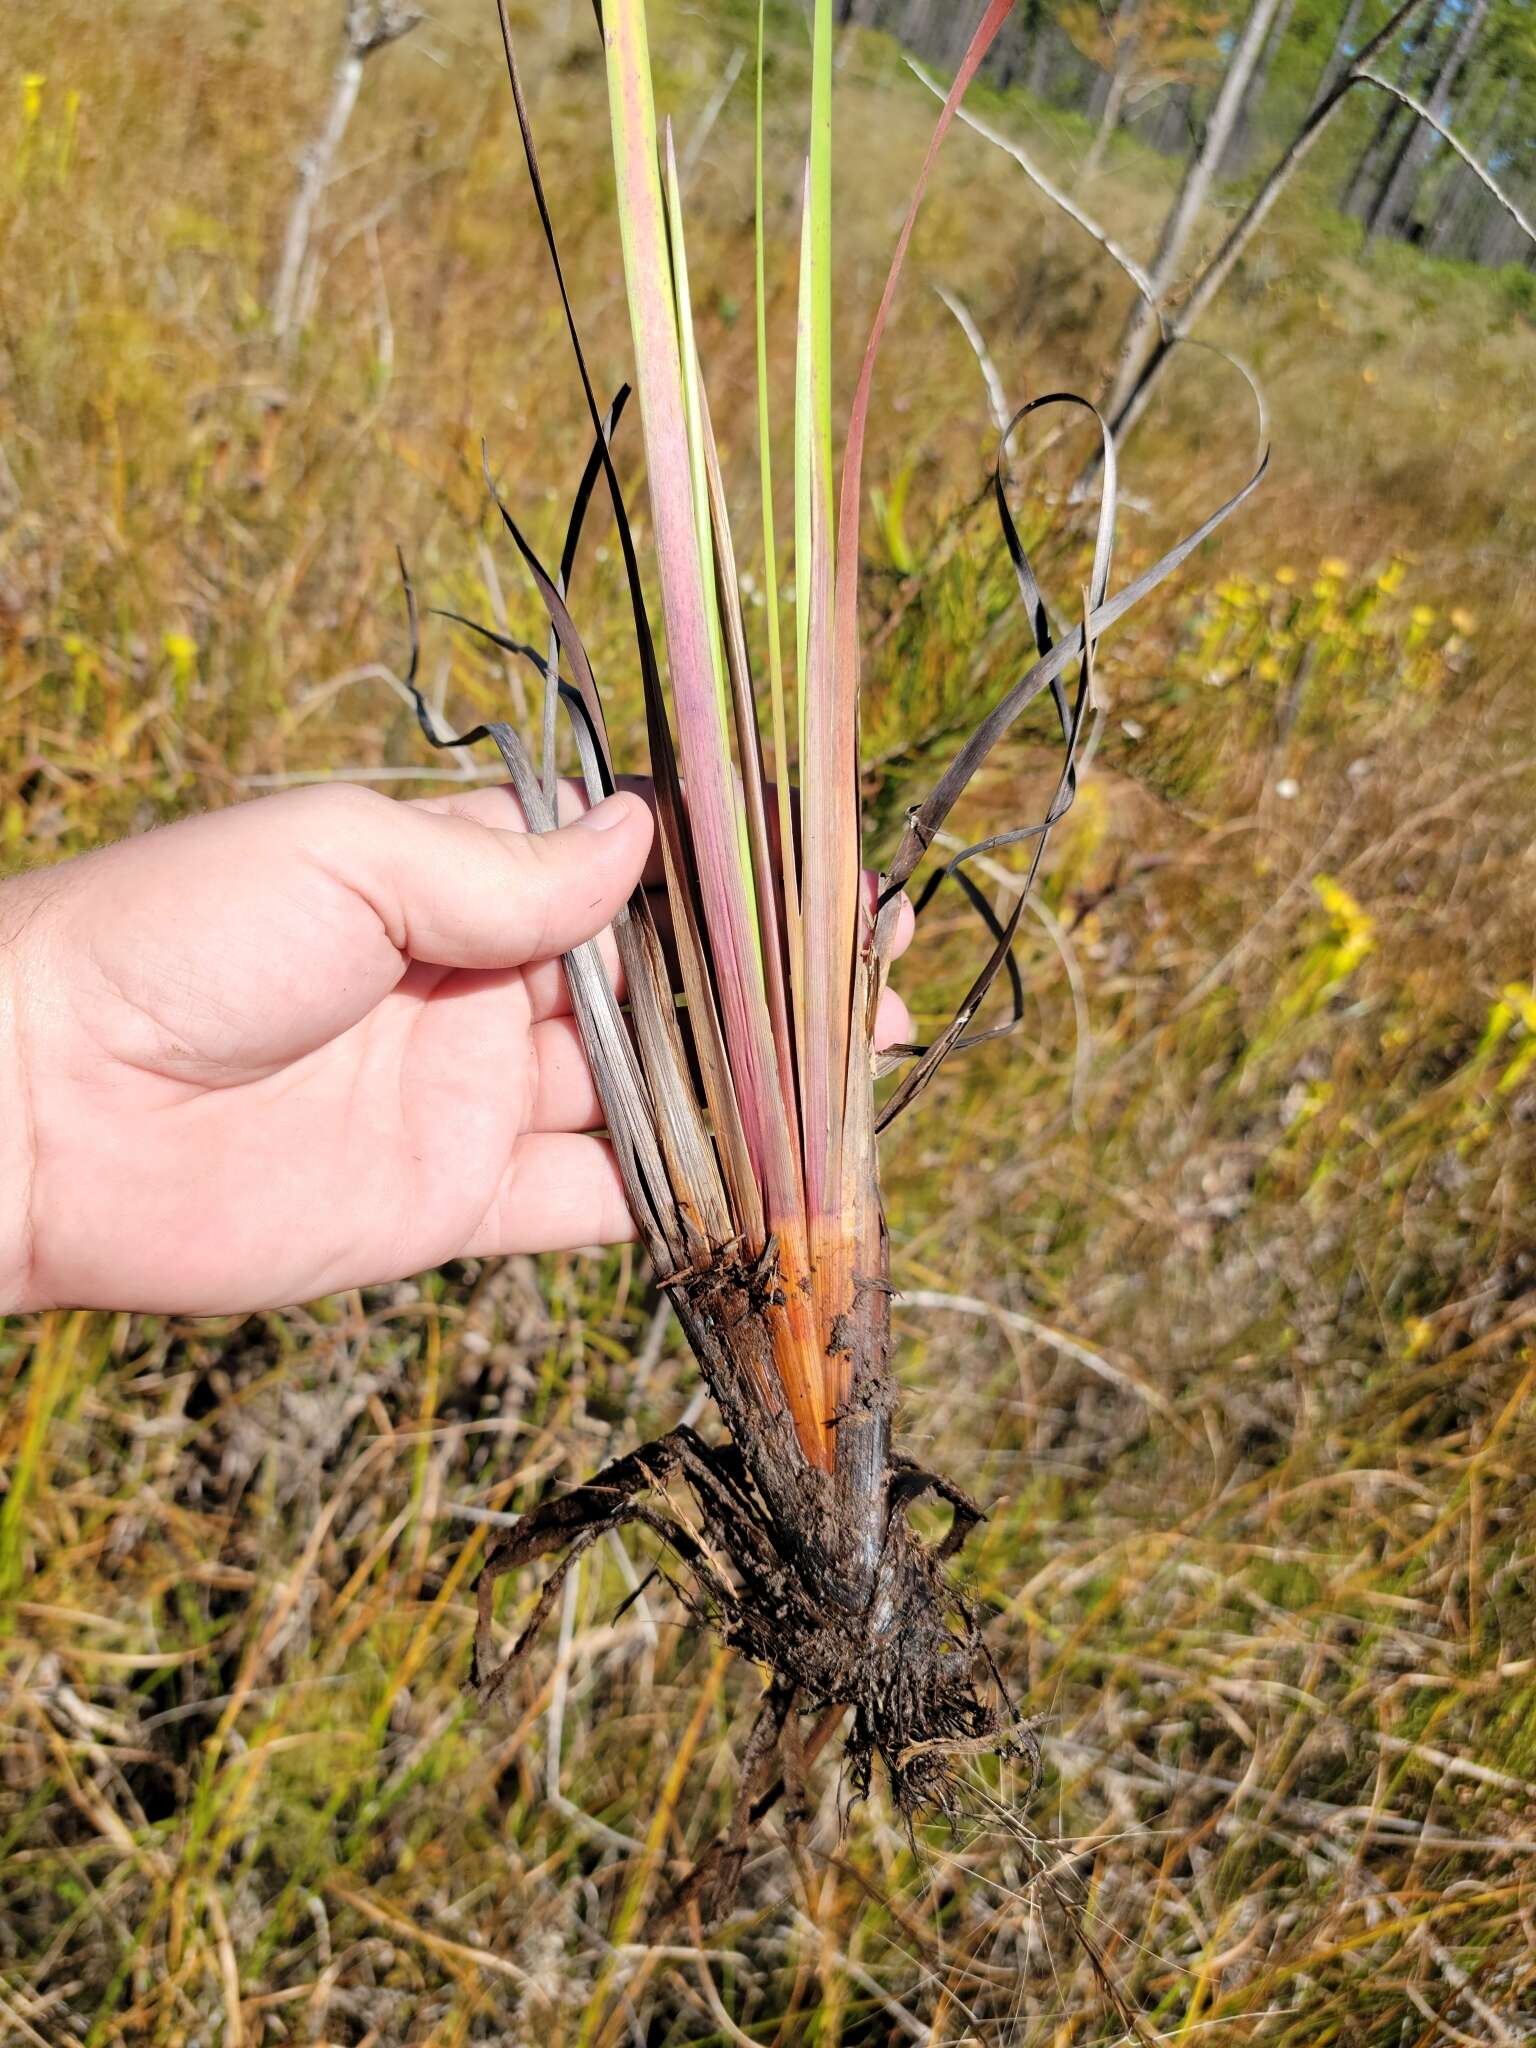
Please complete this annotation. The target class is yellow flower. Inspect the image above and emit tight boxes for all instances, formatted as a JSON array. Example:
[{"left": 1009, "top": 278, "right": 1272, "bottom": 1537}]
[
  {"left": 163, "top": 632, "right": 197, "bottom": 695},
  {"left": 1410, "top": 604, "right": 1436, "bottom": 628},
  {"left": 1313, "top": 874, "right": 1375, "bottom": 972},
  {"left": 1320, "top": 557, "right": 1350, "bottom": 579},
  {"left": 1274, "top": 565, "right": 1297, "bottom": 587},
  {"left": 1404, "top": 1317, "right": 1435, "bottom": 1361},
  {"left": 1449, "top": 606, "right": 1476, "bottom": 635},
  {"left": 22, "top": 74, "right": 45, "bottom": 125},
  {"left": 1376, "top": 559, "right": 1406, "bottom": 595}
]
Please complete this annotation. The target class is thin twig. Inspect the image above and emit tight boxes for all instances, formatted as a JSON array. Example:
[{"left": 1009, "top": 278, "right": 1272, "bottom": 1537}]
[
  {"left": 897, "top": 1289, "right": 1171, "bottom": 1414},
  {"left": 239, "top": 764, "right": 504, "bottom": 789},
  {"left": 1353, "top": 71, "right": 1536, "bottom": 246},
  {"left": 1027, "top": 893, "right": 1092, "bottom": 1129},
  {"left": 933, "top": 284, "right": 1011, "bottom": 438},
  {"left": 680, "top": 45, "right": 746, "bottom": 187},
  {"left": 929, "top": 825, "right": 1092, "bottom": 1126},
  {"left": 906, "top": 55, "right": 1161, "bottom": 315},
  {"left": 545, "top": 1551, "right": 582, "bottom": 1801},
  {"left": 788, "top": 1912, "right": 930, "bottom": 2043},
  {"left": 1103, "top": 0, "right": 1534, "bottom": 442},
  {"left": 442, "top": 1500, "right": 525, "bottom": 1530},
  {"left": 289, "top": 660, "right": 419, "bottom": 724}
]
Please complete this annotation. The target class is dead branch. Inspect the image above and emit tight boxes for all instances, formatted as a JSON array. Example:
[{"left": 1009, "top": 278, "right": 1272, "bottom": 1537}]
[
  {"left": 1106, "top": 0, "right": 1535, "bottom": 444},
  {"left": 905, "top": 55, "right": 1162, "bottom": 317},
  {"left": 270, "top": 1, "right": 422, "bottom": 351},
  {"left": 1352, "top": 70, "right": 1536, "bottom": 249}
]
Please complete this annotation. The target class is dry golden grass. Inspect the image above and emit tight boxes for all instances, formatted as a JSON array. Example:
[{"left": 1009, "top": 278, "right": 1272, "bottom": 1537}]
[{"left": 2, "top": 1, "right": 1535, "bottom": 2039}]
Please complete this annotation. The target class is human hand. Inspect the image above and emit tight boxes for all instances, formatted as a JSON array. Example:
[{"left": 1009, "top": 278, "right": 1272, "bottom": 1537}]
[{"left": 0, "top": 781, "right": 912, "bottom": 1314}]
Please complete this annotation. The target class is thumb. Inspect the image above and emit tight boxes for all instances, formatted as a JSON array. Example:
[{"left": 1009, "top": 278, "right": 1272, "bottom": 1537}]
[{"left": 337, "top": 786, "right": 654, "bottom": 969}]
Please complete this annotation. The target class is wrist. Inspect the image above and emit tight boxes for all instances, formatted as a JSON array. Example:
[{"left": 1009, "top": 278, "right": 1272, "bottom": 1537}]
[{"left": 0, "top": 875, "right": 46, "bottom": 1314}]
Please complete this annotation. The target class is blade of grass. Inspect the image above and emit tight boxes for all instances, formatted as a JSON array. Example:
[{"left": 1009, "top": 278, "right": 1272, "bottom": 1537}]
[
  {"left": 794, "top": 0, "right": 834, "bottom": 718},
  {"left": 834, "top": 0, "right": 1018, "bottom": 750},
  {"left": 699, "top": 398, "right": 803, "bottom": 1192},
  {"left": 810, "top": 0, "right": 832, "bottom": 514},
  {"left": 660, "top": 121, "right": 733, "bottom": 752},
  {"left": 793, "top": 161, "right": 816, "bottom": 723},
  {"left": 809, "top": 1, "right": 1018, "bottom": 1356},
  {"left": 661, "top": 122, "right": 762, "bottom": 956},
  {"left": 492, "top": 741, "right": 680, "bottom": 1266},
  {"left": 644, "top": 676, "right": 767, "bottom": 1254},
  {"left": 495, "top": 0, "right": 792, "bottom": 1294},
  {"left": 605, "top": 0, "right": 788, "bottom": 1205},
  {"left": 604, "top": 4, "right": 830, "bottom": 1471},
  {"left": 785, "top": 29, "right": 844, "bottom": 1255},
  {"left": 544, "top": 382, "right": 632, "bottom": 800},
  {"left": 798, "top": 418, "right": 842, "bottom": 1244},
  {"left": 755, "top": 0, "right": 802, "bottom": 1061}
]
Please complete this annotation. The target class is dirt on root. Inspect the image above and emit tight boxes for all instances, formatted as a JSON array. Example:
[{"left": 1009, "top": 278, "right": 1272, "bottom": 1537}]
[{"left": 469, "top": 1361, "right": 1039, "bottom": 1913}]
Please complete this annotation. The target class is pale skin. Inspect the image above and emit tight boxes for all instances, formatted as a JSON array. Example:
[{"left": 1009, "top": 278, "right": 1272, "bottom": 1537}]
[{"left": 0, "top": 780, "right": 913, "bottom": 1316}]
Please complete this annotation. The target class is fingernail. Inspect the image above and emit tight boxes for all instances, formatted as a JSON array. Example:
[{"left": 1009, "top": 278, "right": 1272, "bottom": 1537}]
[{"left": 577, "top": 794, "right": 629, "bottom": 833}]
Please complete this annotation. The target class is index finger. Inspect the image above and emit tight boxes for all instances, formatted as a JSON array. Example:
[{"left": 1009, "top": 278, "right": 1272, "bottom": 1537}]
[
  {"left": 412, "top": 775, "right": 914, "bottom": 954},
  {"left": 411, "top": 774, "right": 667, "bottom": 890}
]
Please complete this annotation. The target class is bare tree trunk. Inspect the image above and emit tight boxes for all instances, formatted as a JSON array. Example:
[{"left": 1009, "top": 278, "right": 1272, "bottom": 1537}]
[
  {"left": 1081, "top": 47, "right": 1137, "bottom": 183},
  {"left": 1100, "top": 0, "right": 1285, "bottom": 425},
  {"left": 1028, "top": 19, "right": 1058, "bottom": 95},
  {"left": 899, "top": 0, "right": 940, "bottom": 56},
  {"left": 942, "top": 3, "right": 985, "bottom": 65},
  {"left": 1310, "top": 0, "right": 1368, "bottom": 108},
  {"left": 1086, "top": 0, "right": 1136, "bottom": 118},
  {"left": 1221, "top": 0, "right": 1298, "bottom": 176},
  {"left": 1364, "top": 0, "right": 1488, "bottom": 241},
  {"left": 986, "top": 15, "right": 1029, "bottom": 87},
  {"left": 1341, "top": 3, "right": 1437, "bottom": 216},
  {"left": 1427, "top": 74, "right": 1514, "bottom": 253},
  {"left": 271, "top": 47, "right": 365, "bottom": 347},
  {"left": 1147, "top": 83, "right": 1197, "bottom": 153},
  {"left": 1476, "top": 171, "right": 1536, "bottom": 265},
  {"left": 1080, "top": 0, "right": 1139, "bottom": 183},
  {"left": 1107, "top": 0, "right": 1536, "bottom": 447},
  {"left": 270, "top": 1, "right": 420, "bottom": 353},
  {"left": 1427, "top": 159, "right": 1482, "bottom": 255}
]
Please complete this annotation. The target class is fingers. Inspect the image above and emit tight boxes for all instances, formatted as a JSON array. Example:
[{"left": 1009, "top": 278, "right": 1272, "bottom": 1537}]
[
  {"left": 528, "top": 989, "right": 915, "bottom": 1138},
  {"left": 876, "top": 881, "right": 916, "bottom": 960},
  {"left": 528, "top": 1014, "right": 604, "bottom": 1131},
  {"left": 414, "top": 775, "right": 667, "bottom": 890},
  {"left": 320, "top": 783, "right": 655, "bottom": 970},
  {"left": 520, "top": 930, "right": 622, "bottom": 1024},
  {"left": 461, "top": 1133, "right": 636, "bottom": 1256},
  {"left": 417, "top": 781, "right": 916, "bottom": 953},
  {"left": 874, "top": 985, "right": 912, "bottom": 1050}
]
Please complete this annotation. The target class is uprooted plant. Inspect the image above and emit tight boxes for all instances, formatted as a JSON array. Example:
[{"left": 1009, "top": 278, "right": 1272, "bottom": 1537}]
[{"left": 396, "top": 0, "right": 1264, "bottom": 1883}]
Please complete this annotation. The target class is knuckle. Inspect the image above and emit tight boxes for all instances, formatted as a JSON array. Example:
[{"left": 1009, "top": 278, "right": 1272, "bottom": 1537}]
[
  {"left": 478, "top": 819, "right": 564, "bottom": 956},
  {"left": 289, "top": 780, "right": 390, "bottom": 843}
]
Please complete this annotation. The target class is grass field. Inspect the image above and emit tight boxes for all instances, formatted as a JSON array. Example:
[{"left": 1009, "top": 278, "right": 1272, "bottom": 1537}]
[{"left": 2, "top": 1, "right": 1535, "bottom": 2039}]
